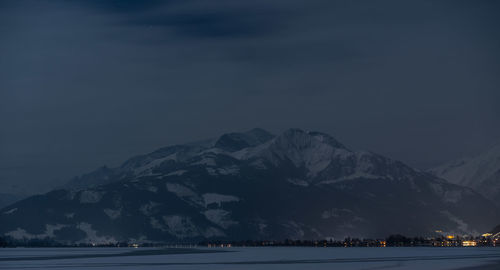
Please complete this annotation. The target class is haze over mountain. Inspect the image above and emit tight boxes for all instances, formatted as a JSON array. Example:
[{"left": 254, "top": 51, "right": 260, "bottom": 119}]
[
  {"left": 430, "top": 142, "right": 500, "bottom": 206},
  {"left": 1, "top": 129, "right": 497, "bottom": 244}
]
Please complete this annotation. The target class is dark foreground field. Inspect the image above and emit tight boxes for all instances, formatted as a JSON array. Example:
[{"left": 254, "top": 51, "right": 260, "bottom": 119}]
[{"left": 1, "top": 247, "right": 500, "bottom": 270}]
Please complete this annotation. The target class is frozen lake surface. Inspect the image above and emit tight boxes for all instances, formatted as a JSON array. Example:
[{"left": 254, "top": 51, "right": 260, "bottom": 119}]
[{"left": 1, "top": 247, "right": 499, "bottom": 270}]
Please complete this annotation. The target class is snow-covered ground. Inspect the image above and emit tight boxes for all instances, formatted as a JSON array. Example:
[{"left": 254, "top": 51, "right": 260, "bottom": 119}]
[{"left": 1, "top": 247, "right": 499, "bottom": 270}]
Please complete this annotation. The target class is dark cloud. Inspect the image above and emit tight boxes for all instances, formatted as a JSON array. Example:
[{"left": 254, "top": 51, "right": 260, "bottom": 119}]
[
  {"left": 1, "top": 0, "right": 499, "bottom": 194},
  {"left": 77, "top": 0, "right": 171, "bottom": 14},
  {"left": 125, "top": 11, "right": 280, "bottom": 39}
]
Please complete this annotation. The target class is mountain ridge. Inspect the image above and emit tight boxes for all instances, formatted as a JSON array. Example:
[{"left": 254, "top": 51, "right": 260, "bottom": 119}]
[
  {"left": 430, "top": 142, "right": 500, "bottom": 206},
  {"left": 1, "top": 128, "right": 498, "bottom": 244}
]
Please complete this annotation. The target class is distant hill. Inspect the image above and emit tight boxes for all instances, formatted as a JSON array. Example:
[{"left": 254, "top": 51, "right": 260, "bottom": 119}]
[
  {"left": 1, "top": 128, "right": 498, "bottom": 244},
  {"left": 430, "top": 142, "right": 500, "bottom": 206}
]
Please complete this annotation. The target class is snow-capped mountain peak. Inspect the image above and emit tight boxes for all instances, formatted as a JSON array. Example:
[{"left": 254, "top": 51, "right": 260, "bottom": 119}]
[
  {"left": 263, "top": 129, "right": 346, "bottom": 176},
  {"left": 430, "top": 141, "right": 500, "bottom": 205}
]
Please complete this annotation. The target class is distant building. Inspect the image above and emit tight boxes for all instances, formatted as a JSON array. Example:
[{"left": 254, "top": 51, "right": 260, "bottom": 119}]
[{"left": 462, "top": 241, "right": 477, "bottom": 247}]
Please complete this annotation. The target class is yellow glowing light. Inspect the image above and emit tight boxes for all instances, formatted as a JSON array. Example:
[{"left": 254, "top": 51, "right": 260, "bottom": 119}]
[
  {"left": 446, "top": 235, "right": 455, "bottom": 239},
  {"left": 462, "top": 241, "right": 477, "bottom": 247},
  {"left": 482, "top": 233, "right": 492, "bottom": 237}
]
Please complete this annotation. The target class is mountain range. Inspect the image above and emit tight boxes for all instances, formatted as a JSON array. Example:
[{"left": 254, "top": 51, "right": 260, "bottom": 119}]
[
  {"left": 1, "top": 128, "right": 498, "bottom": 244},
  {"left": 430, "top": 142, "right": 500, "bottom": 207}
]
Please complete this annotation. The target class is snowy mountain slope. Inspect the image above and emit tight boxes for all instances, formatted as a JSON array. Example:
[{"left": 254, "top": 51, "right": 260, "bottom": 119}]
[
  {"left": 430, "top": 142, "right": 500, "bottom": 205},
  {"left": 1, "top": 128, "right": 498, "bottom": 244}
]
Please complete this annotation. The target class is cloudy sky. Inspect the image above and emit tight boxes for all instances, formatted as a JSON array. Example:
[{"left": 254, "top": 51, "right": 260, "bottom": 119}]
[{"left": 1, "top": 0, "right": 499, "bottom": 194}]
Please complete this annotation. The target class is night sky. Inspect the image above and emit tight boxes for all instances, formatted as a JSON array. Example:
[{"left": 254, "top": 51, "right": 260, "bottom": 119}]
[{"left": 1, "top": 0, "right": 499, "bottom": 194}]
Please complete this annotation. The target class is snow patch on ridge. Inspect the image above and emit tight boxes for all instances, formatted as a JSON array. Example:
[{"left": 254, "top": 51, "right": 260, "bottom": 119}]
[
  {"left": 202, "top": 193, "right": 239, "bottom": 207},
  {"left": 203, "top": 209, "right": 238, "bottom": 229},
  {"left": 79, "top": 190, "right": 105, "bottom": 203},
  {"left": 140, "top": 201, "right": 159, "bottom": 216},
  {"left": 103, "top": 208, "right": 121, "bottom": 219},
  {"left": 77, "top": 222, "right": 116, "bottom": 244},
  {"left": 166, "top": 183, "right": 196, "bottom": 197},
  {"left": 134, "top": 154, "right": 176, "bottom": 176},
  {"left": 5, "top": 224, "right": 67, "bottom": 240},
  {"left": 319, "top": 173, "right": 380, "bottom": 184},
  {"left": 230, "top": 140, "right": 273, "bottom": 160},
  {"left": 166, "top": 183, "right": 203, "bottom": 206},
  {"left": 287, "top": 178, "right": 309, "bottom": 187},
  {"left": 441, "top": 211, "right": 477, "bottom": 235},
  {"left": 206, "top": 166, "right": 239, "bottom": 176},
  {"left": 3, "top": 208, "right": 17, "bottom": 215},
  {"left": 147, "top": 186, "right": 158, "bottom": 193},
  {"left": 166, "top": 170, "right": 187, "bottom": 176},
  {"left": 192, "top": 157, "right": 216, "bottom": 166}
]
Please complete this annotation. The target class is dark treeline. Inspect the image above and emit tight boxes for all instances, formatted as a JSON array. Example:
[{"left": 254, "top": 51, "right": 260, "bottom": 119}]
[
  {"left": 200, "top": 234, "right": 497, "bottom": 248},
  {"left": 0, "top": 234, "right": 497, "bottom": 248}
]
